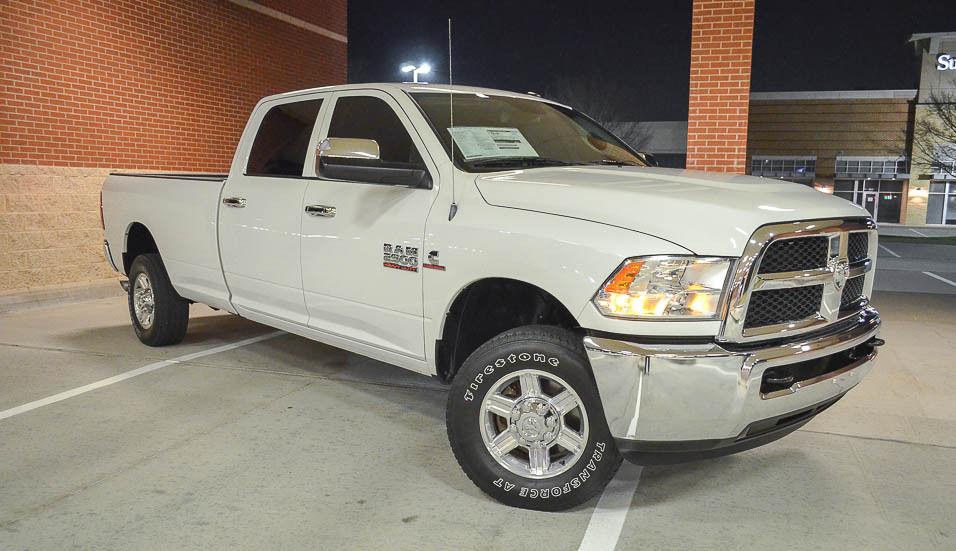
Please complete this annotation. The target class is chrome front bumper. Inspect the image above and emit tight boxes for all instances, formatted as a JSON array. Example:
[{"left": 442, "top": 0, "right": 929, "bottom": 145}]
[{"left": 584, "top": 307, "right": 880, "bottom": 448}]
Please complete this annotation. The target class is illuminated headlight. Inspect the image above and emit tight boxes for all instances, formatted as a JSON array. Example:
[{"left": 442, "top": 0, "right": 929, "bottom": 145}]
[{"left": 593, "top": 256, "right": 732, "bottom": 319}]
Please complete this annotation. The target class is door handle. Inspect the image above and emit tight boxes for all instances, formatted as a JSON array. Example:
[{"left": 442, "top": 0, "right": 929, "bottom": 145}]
[
  {"left": 305, "top": 204, "right": 336, "bottom": 217},
  {"left": 222, "top": 196, "right": 246, "bottom": 208}
]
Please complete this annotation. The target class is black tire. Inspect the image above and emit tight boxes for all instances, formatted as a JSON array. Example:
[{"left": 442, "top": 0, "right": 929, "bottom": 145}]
[
  {"left": 127, "top": 253, "right": 189, "bottom": 346},
  {"left": 446, "top": 325, "right": 622, "bottom": 511}
]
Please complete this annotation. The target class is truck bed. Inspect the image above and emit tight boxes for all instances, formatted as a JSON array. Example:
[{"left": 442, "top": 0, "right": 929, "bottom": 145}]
[{"left": 102, "top": 171, "right": 232, "bottom": 312}]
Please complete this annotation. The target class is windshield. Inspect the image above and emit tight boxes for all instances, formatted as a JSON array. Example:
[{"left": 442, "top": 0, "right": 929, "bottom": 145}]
[{"left": 409, "top": 92, "right": 649, "bottom": 173}]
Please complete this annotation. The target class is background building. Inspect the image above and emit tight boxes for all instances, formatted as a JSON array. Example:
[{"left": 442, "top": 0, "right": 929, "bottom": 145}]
[
  {"left": 748, "top": 89, "right": 913, "bottom": 224},
  {"left": 635, "top": 30, "right": 956, "bottom": 228},
  {"left": 910, "top": 32, "right": 956, "bottom": 225},
  {"left": 0, "top": 0, "right": 347, "bottom": 298}
]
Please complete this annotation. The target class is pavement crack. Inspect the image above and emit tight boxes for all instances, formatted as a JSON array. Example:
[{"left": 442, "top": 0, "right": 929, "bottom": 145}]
[{"left": 799, "top": 428, "right": 956, "bottom": 450}]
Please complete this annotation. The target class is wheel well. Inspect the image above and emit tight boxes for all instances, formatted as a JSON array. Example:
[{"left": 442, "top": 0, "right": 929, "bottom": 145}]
[
  {"left": 123, "top": 222, "right": 158, "bottom": 274},
  {"left": 436, "top": 278, "right": 579, "bottom": 383}
]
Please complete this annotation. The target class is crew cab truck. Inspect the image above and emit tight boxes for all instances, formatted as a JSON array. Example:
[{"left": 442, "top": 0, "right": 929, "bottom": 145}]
[{"left": 102, "top": 83, "right": 883, "bottom": 511}]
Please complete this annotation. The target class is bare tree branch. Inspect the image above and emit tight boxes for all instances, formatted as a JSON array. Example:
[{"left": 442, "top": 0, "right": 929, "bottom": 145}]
[
  {"left": 913, "top": 91, "right": 956, "bottom": 178},
  {"left": 544, "top": 77, "right": 651, "bottom": 151}
]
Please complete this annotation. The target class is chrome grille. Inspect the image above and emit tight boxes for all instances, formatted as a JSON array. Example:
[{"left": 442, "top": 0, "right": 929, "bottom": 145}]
[
  {"left": 745, "top": 285, "right": 824, "bottom": 329},
  {"left": 841, "top": 275, "right": 865, "bottom": 309},
  {"left": 757, "top": 237, "right": 829, "bottom": 274},
  {"left": 720, "top": 218, "right": 877, "bottom": 343},
  {"left": 847, "top": 232, "right": 868, "bottom": 263}
]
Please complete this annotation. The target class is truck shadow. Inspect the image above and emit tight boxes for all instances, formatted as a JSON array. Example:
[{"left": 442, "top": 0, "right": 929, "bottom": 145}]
[{"left": 58, "top": 312, "right": 840, "bottom": 510}]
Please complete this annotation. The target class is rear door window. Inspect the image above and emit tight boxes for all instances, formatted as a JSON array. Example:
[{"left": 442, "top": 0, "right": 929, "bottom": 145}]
[{"left": 247, "top": 99, "right": 323, "bottom": 176}]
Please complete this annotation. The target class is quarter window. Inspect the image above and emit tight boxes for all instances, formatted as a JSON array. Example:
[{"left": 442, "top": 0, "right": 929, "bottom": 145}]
[
  {"left": 327, "top": 96, "right": 424, "bottom": 169},
  {"left": 247, "top": 99, "right": 323, "bottom": 176}
]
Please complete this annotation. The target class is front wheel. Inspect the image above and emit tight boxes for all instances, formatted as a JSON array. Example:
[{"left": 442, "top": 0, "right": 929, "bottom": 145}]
[{"left": 446, "top": 325, "right": 622, "bottom": 511}]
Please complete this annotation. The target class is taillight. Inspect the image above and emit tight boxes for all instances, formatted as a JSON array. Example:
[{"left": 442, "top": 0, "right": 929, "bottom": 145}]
[{"left": 99, "top": 190, "right": 105, "bottom": 230}]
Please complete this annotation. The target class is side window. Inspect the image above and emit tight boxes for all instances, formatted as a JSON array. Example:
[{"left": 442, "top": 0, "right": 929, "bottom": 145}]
[
  {"left": 327, "top": 96, "right": 424, "bottom": 169},
  {"left": 247, "top": 99, "right": 323, "bottom": 176}
]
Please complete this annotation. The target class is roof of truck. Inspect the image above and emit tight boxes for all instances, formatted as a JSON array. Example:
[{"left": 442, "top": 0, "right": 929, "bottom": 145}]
[{"left": 259, "top": 83, "right": 566, "bottom": 105}]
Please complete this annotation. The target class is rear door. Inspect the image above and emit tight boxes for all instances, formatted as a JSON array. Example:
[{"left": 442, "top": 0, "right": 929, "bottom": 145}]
[
  {"left": 300, "top": 90, "right": 438, "bottom": 360},
  {"left": 219, "top": 94, "right": 328, "bottom": 324}
]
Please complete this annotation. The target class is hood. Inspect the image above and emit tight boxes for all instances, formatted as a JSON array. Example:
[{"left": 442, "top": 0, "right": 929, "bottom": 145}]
[{"left": 474, "top": 166, "right": 870, "bottom": 256}]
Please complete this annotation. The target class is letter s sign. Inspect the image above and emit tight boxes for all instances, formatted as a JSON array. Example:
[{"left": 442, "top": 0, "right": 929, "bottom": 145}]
[{"left": 938, "top": 54, "right": 956, "bottom": 71}]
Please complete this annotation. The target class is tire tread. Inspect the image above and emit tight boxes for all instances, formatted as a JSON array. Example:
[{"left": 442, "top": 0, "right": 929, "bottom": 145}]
[
  {"left": 446, "top": 324, "right": 622, "bottom": 511},
  {"left": 127, "top": 253, "right": 189, "bottom": 346}
]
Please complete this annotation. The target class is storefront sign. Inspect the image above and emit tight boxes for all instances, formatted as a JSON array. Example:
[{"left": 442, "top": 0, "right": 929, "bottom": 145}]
[{"left": 938, "top": 54, "right": 956, "bottom": 70}]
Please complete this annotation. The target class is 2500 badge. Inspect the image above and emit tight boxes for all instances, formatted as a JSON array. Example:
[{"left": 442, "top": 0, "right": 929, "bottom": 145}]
[{"left": 383, "top": 243, "right": 418, "bottom": 272}]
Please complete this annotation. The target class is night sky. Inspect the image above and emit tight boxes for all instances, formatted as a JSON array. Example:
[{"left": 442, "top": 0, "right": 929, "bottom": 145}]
[{"left": 347, "top": 0, "right": 955, "bottom": 121}]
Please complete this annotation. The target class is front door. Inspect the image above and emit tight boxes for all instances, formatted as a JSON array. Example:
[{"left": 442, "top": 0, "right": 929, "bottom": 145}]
[
  {"left": 219, "top": 95, "right": 327, "bottom": 324},
  {"left": 300, "top": 91, "right": 438, "bottom": 360},
  {"left": 857, "top": 190, "right": 878, "bottom": 218}
]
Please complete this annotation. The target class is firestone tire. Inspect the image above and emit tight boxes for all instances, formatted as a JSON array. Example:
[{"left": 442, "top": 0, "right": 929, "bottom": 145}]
[
  {"left": 127, "top": 253, "right": 189, "bottom": 347},
  {"left": 446, "top": 325, "right": 622, "bottom": 511}
]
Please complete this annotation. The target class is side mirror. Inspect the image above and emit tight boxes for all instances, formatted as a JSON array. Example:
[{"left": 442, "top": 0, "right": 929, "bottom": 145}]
[{"left": 317, "top": 137, "right": 432, "bottom": 189}]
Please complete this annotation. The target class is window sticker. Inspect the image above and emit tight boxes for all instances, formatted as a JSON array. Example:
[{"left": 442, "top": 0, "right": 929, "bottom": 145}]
[{"left": 448, "top": 127, "right": 539, "bottom": 160}]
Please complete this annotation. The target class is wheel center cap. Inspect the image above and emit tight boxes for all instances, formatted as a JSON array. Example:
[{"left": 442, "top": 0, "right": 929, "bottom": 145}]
[{"left": 509, "top": 397, "right": 559, "bottom": 446}]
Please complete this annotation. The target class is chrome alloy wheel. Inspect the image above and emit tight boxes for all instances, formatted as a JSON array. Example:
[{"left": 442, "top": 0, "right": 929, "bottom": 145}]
[
  {"left": 132, "top": 272, "right": 155, "bottom": 329},
  {"left": 479, "top": 369, "right": 589, "bottom": 479}
]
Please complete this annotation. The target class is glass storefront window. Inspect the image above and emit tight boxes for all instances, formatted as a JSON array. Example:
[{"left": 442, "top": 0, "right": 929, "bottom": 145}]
[
  {"left": 928, "top": 193, "right": 945, "bottom": 224},
  {"left": 927, "top": 182, "right": 956, "bottom": 225},
  {"left": 832, "top": 179, "right": 903, "bottom": 223},
  {"left": 750, "top": 156, "right": 816, "bottom": 183},
  {"left": 834, "top": 180, "right": 854, "bottom": 193}
]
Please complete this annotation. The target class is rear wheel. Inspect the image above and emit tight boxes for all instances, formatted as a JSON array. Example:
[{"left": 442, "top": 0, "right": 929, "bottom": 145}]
[
  {"left": 127, "top": 253, "right": 189, "bottom": 346},
  {"left": 446, "top": 325, "right": 621, "bottom": 511}
]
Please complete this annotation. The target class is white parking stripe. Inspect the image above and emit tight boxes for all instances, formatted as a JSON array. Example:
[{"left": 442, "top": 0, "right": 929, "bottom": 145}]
[
  {"left": 922, "top": 271, "right": 956, "bottom": 288},
  {"left": 878, "top": 244, "right": 901, "bottom": 258},
  {"left": 578, "top": 462, "right": 643, "bottom": 551},
  {"left": 909, "top": 228, "right": 929, "bottom": 237},
  {"left": 0, "top": 331, "right": 283, "bottom": 421}
]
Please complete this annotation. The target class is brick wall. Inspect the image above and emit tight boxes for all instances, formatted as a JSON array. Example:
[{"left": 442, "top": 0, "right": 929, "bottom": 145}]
[
  {"left": 685, "top": 0, "right": 755, "bottom": 173},
  {"left": 0, "top": 0, "right": 347, "bottom": 293}
]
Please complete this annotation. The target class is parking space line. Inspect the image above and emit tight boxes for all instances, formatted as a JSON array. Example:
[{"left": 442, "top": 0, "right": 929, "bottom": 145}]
[
  {"left": 922, "top": 271, "right": 956, "bottom": 288},
  {"left": 578, "top": 462, "right": 643, "bottom": 551},
  {"left": 878, "top": 244, "right": 901, "bottom": 258},
  {"left": 0, "top": 331, "right": 283, "bottom": 421}
]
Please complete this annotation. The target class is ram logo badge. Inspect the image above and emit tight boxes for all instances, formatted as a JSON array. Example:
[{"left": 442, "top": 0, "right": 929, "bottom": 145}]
[{"left": 423, "top": 250, "right": 446, "bottom": 271}]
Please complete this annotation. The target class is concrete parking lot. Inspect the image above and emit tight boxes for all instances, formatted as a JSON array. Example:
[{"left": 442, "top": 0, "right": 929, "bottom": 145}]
[{"left": 1, "top": 259, "right": 955, "bottom": 549}]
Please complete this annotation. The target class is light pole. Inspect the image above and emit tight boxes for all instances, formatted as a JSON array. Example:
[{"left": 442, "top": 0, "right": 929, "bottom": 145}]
[{"left": 400, "top": 62, "right": 431, "bottom": 83}]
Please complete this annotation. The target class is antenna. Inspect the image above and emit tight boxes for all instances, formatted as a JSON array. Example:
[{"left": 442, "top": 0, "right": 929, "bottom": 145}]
[{"left": 447, "top": 17, "right": 458, "bottom": 221}]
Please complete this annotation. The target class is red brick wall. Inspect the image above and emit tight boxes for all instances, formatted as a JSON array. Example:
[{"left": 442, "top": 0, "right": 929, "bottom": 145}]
[
  {"left": 0, "top": 0, "right": 347, "bottom": 172},
  {"left": 257, "top": 0, "right": 347, "bottom": 35},
  {"left": 686, "top": 0, "right": 754, "bottom": 173}
]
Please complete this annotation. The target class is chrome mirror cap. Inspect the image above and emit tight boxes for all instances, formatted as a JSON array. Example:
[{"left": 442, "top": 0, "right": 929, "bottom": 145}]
[{"left": 317, "top": 137, "right": 380, "bottom": 161}]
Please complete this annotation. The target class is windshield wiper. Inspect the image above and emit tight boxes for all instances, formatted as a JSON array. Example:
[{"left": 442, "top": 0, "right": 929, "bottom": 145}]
[
  {"left": 467, "top": 157, "right": 572, "bottom": 169},
  {"left": 576, "top": 159, "right": 643, "bottom": 167}
]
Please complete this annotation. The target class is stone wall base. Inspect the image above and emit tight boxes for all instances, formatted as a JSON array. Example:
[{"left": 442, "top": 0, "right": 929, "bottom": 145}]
[{"left": 0, "top": 164, "right": 118, "bottom": 292}]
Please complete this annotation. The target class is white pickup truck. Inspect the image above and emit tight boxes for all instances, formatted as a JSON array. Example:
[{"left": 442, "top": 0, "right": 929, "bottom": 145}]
[{"left": 102, "top": 83, "right": 883, "bottom": 511}]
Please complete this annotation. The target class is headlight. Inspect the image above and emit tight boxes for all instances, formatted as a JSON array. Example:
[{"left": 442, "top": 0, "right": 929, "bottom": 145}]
[{"left": 593, "top": 256, "right": 732, "bottom": 319}]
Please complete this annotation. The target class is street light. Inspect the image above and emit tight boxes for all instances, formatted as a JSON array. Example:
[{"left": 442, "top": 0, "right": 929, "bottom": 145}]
[{"left": 400, "top": 62, "right": 431, "bottom": 83}]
